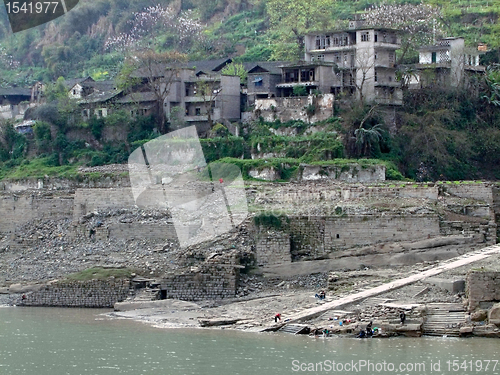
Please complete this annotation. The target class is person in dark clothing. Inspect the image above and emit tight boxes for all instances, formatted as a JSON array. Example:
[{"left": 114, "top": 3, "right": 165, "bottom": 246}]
[
  {"left": 399, "top": 310, "right": 406, "bottom": 325},
  {"left": 358, "top": 329, "right": 366, "bottom": 338},
  {"left": 275, "top": 313, "right": 281, "bottom": 323},
  {"left": 366, "top": 321, "right": 373, "bottom": 336},
  {"left": 315, "top": 290, "right": 326, "bottom": 300}
]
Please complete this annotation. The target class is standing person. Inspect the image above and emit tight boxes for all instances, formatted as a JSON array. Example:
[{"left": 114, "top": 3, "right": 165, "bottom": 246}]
[
  {"left": 274, "top": 313, "right": 281, "bottom": 323},
  {"left": 399, "top": 310, "right": 406, "bottom": 325},
  {"left": 366, "top": 321, "right": 373, "bottom": 336}
]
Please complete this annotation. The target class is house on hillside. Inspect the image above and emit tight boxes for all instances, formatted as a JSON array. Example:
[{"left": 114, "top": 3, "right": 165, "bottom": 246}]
[
  {"left": 275, "top": 61, "right": 337, "bottom": 97},
  {"left": 415, "top": 37, "right": 485, "bottom": 88},
  {"left": 129, "top": 59, "right": 240, "bottom": 132},
  {"left": 303, "top": 23, "right": 402, "bottom": 105},
  {"left": 0, "top": 87, "right": 36, "bottom": 120},
  {"left": 164, "top": 68, "right": 240, "bottom": 134},
  {"left": 245, "top": 62, "right": 283, "bottom": 105}
]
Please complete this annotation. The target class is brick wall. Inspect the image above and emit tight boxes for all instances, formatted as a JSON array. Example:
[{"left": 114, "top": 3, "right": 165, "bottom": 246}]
[
  {"left": 19, "top": 278, "right": 130, "bottom": 308},
  {"left": 467, "top": 271, "right": 500, "bottom": 311}
]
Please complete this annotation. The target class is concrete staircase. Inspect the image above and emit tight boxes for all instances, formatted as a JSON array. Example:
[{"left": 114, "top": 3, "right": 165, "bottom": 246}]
[{"left": 422, "top": 303, "right": 466, "bottom": 337}]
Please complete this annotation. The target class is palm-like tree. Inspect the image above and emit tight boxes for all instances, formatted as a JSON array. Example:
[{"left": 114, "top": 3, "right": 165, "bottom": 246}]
[{"left": 354, "top": 123, "right": 383, "bottom": 157}]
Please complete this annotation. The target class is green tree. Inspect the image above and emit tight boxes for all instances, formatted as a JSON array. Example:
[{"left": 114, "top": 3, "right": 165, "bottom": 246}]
[
  {"left": 221, "top": 63, "right": 248, "bottom": 85},
  {"left": 266, "top": 0, "right": 335, "bottom": 60}
]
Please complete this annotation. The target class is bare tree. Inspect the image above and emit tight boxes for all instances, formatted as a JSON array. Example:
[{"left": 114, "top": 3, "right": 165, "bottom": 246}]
[
  {"left": 195, "top": 75, "right": 223, "bottom": 129},
  {"left": 351, "top": 48, "right": 375, "bottom": 104},
  {"left": 130, "top": 49, "right": 187, "bottom": 133}
]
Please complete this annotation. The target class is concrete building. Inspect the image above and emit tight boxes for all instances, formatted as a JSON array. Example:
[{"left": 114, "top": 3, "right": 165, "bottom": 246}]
[
  {"left": 275, "top": 62, "right": 337, "bottom": 97},
  {"left": 416, "top": 37, "right": 485, "bottom": 88},
  {"left": 304, "top": 25, "right": 402, "bottom": 105},
  {"left": 165, "top": 68, "right": 241, "bottom": 133},
  {"left": 245, "top": 62, "right": 283, "bottom": 105}
]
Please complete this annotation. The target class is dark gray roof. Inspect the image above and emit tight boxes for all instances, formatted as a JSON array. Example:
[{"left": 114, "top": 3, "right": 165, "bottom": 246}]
[
  {"left": 84, "top": 80, "right": 116, "bottom": 91},
  {"left": 0, "top": 87, "right": 31, "bottom": 96},
  {"left": 79, "top": 89, "right": 122, "bottom": 104},
  {"left": 115, "top": 92, "right": 157, "bottom": 104},
  {"left": 183, "top": 58, "right": 233, "bottom": 74},
  {"left": 245, "top": 61, "right": 284, "bottom": 75},
  {"left": 64, "top": 77, "right": 94, "bottom": 89}
]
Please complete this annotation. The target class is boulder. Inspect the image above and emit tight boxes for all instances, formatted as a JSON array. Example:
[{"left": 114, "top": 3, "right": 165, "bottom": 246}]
[
  {"left": 488, "top": 303, "right": 500, "bottom": 326},
  {"left": 471, "top": 309, "right": 488, "bottom": 322}
]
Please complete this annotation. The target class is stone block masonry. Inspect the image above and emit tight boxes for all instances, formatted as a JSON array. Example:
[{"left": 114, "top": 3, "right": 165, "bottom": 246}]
[
  {"left": 19, "top": 278, "right": 130, "bottom": 308},
  {"left": 161, "top": 252, "right": 240, "bottom": 301},
  {"left": 444, "top": 182, "right": 494, "bottom": 204},
  {"left": 255, "top": 231, "right": 291, "bottom": 266},
  {"left": 467, "top": 270, "right": 500, "bottom": 311},
  {"left": 0, "top": 192, "right": 74, "bottom": 234}
]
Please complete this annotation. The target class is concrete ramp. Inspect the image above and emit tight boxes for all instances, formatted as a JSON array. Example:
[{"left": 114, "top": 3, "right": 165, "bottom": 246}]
[{"left": 259, "top": 245, "right": 500, "bottom": 332}]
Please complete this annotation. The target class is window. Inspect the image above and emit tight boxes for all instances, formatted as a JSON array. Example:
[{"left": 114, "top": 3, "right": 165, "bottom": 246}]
[
  {"left": 374, "top": 71, "right": 378, "bottom": 82},
  {"left": 254, "top": 77, "right": 263, "bottom": 87},
  {"left": 185, "top": 87, "right": 189, "bottom": 96},
  {"left": 374, "top": 52, "right": 377, "bottom": 60},
  {"left": 97, "top": 109, "right": 103, "bottom": 117},
  {"left": 195, "top": 107, "right": 201, "bottom": 116},
  {"left": 73, "top": 89, "right": 76, "bottom": 95},
  {"left": 374, "top": 33, "right": 378, "bottom": 42},
  {"left": 361, "top": 32, "right": 370, "bottom": 42}
]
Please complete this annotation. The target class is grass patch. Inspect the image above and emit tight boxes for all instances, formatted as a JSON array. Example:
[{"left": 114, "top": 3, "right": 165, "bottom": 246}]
[
  {"left": 0, "top": 157, "right": 79, "bottom": 180},
  {"left": 65, "top": 267, "right": 134, "bottom": 281}
]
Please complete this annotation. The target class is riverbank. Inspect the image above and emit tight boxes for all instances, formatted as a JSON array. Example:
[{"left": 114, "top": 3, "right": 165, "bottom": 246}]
[{"left": 107, "top": 247, "right": 500, "bottom": 338}]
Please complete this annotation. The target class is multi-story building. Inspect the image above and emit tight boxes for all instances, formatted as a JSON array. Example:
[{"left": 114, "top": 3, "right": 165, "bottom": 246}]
[
  {"left": 417, "top": 37, "right": 485, "bottom": 88},
  {"left": 303, "top": 24, "right": 402, "bottom": 105},
  {"left": 164, "top": 68, "right": 241, "bottom": 133}
]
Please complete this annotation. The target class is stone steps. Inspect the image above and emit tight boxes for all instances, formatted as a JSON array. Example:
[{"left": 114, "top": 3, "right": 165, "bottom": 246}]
[
  {"left": 279, "top": 324, "right": 310, "bottom": 335},
  {"left": 422, "top": 303, "right": 465, "bottom": 337}
]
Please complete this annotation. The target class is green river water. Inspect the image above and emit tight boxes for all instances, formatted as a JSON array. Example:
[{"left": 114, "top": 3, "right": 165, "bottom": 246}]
[{"left": 0, "top": 306, "right": 499, "bottom": 375}]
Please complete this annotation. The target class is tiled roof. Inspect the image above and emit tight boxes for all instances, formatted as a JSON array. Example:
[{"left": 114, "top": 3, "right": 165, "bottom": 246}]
[{"left": 0, "top": 87, "right": 31, "bottom": 96}]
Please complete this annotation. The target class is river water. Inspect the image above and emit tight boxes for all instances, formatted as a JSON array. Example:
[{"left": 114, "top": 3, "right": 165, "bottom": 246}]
[{"left": 0, "top": 306, "right": 499, "bottom": 375}]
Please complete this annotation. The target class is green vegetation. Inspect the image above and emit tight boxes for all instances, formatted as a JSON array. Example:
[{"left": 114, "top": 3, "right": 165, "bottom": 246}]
[
  {"left": 65, "top": 267, "right": 134, "bottom": 281},
  {"left": 253, "top": 213, "right": 289, "bottom": 229}
]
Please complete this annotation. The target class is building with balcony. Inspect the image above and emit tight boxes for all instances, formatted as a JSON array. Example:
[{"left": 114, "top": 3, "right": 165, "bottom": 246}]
[
  {"left": 164, "top": 68, "right": 240, "bottom": 133},
  {"left": 303, "top": 24, "right": 402, "bottom": 105},
  {"left": 416, "top": 37, "right": 485, "bottom": 88}
]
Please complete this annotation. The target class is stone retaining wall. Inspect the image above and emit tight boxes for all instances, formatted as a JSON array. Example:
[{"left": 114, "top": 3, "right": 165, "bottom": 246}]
[
  {"left": 444, "top": 183, "right": 493, "bottom": 204},
  {"left": 162, "top": 265, "right": 239, "bottom": 301},
  {"left": 0, "top": 192, "right": 74, "bottom": 234},
  {"left": 19, "top": 278, "right": 130, "bottom": 308},
  {"left": 467, "top": 271, "right": 500, "bottom": 311},
  {"left": 255, "top": 231, "right": 291, "bottom": 266},
  {"left": 440, "top": 221, "right": 496, "bottom": 244}
]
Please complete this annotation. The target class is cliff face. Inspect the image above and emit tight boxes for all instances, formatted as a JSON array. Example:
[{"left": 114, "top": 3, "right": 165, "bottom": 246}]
[{"left": 0, "top": 179, "right": 497, "bottom": 285}]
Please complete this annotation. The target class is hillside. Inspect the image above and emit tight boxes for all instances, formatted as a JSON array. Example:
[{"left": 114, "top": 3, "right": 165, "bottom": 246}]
[
  {"left": 0, "top": 0, "right": 497, "bottom": 85},
  {"left": 0, "top": 0, "right": 498, "bottom": 182}
]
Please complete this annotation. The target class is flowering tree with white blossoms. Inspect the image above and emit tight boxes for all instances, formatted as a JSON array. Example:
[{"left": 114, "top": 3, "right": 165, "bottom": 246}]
[
  {"left": 104, "top": 4, "right": 205, "bottom": 52},
  {"left": 364, "top": 3, "right": 444, "bottom": 64}
]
